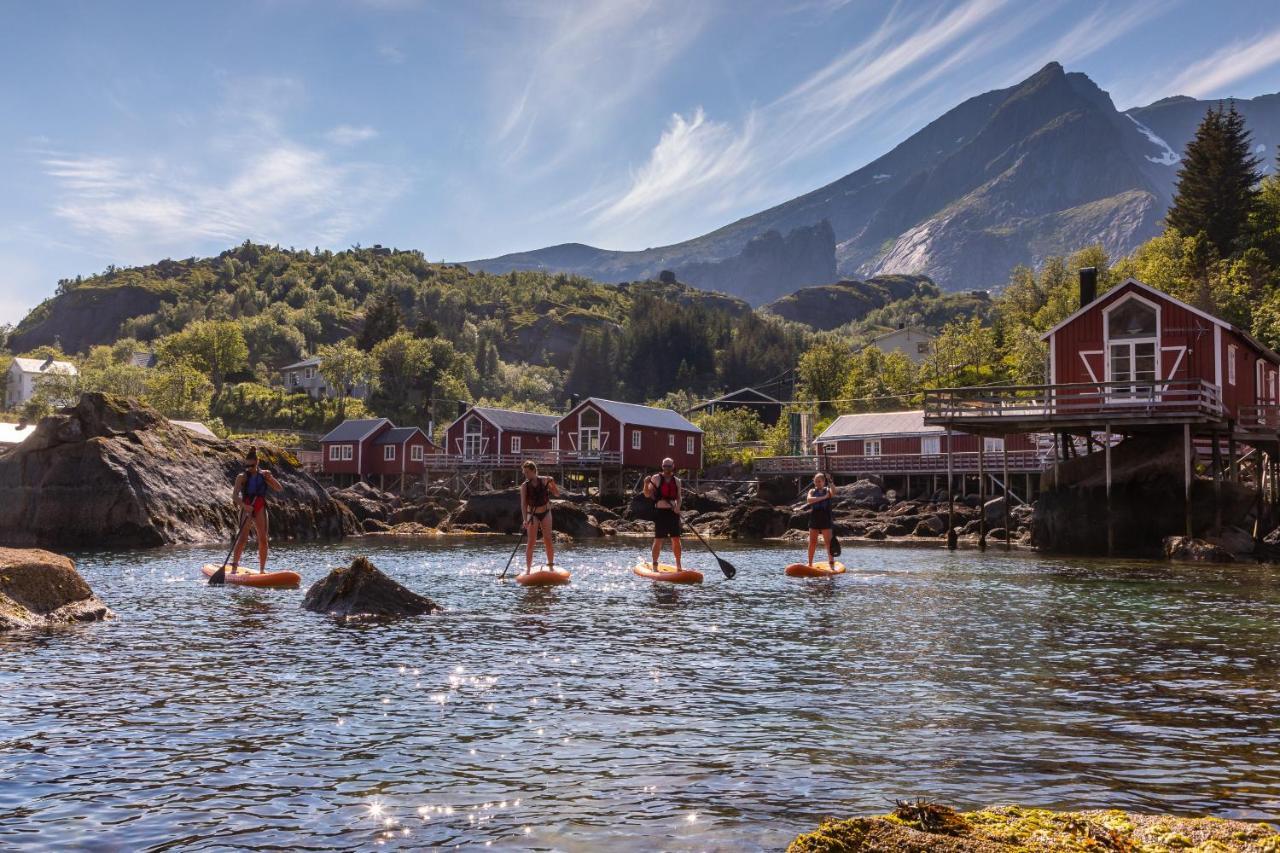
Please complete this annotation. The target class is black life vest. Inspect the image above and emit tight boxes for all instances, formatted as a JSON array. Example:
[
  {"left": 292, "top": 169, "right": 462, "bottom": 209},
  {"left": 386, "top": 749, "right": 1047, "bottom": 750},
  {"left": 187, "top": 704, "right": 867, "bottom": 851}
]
[{"left": 525, "top": 476, "right": 549, "bottom": 506}]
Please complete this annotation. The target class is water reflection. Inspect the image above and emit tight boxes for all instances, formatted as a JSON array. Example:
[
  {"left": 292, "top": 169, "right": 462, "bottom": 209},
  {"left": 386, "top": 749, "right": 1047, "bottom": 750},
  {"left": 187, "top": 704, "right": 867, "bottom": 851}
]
[{"left": 1, "top": 540, "right": 1279, "bottom": 850}]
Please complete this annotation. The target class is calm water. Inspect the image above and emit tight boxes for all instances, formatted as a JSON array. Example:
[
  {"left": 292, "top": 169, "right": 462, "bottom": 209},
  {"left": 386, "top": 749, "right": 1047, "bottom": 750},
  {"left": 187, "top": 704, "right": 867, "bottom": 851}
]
[{"left": 3, "top": 539, "right": 1280, "bottom": 851}]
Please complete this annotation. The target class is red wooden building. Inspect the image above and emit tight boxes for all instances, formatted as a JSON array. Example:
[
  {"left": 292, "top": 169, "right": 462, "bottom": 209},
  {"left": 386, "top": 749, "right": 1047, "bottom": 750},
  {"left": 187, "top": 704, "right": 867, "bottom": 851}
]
[
  {"left": 558, "top": 397, "right": 702, "bottom": 470},
  {"left": 442, "top": 406, "right": 559, "bottom": 461},
  {"left": 814, "top": 411, "right": 1037, "bottom": 460},
  {"left": 369, "top": 427, "right": 438, "bottom": 486},
  {"left": 319, "top": 418, "right": 392, "bottom": 482}
]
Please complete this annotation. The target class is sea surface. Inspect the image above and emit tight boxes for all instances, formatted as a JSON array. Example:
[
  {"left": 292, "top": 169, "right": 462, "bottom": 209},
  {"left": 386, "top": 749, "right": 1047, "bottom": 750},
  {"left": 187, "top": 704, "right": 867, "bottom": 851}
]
[{"left": 3, "top": 539, "right": 1280, "bottom": 851}]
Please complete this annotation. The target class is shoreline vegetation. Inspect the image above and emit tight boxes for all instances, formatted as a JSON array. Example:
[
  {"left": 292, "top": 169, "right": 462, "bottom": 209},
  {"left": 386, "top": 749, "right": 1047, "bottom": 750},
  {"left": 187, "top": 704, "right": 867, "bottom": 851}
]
[{"left": 789, "top": 801, "right": 1280, "bottom": 852}]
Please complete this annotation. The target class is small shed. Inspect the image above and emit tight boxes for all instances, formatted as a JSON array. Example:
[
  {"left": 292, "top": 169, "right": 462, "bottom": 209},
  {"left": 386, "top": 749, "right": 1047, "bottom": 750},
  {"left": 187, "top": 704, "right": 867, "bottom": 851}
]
[{"left": 443, "top": 406, "right": 559, "bottom": 460}]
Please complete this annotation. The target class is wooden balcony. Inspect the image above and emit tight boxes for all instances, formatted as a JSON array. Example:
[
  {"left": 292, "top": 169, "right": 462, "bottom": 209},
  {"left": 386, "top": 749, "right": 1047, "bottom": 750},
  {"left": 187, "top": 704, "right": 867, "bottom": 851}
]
[
  {"left": 923, "top": 379, "right": 1225, "bottom": 434},
  {"left": 755, "top": 450, "right": 1046, "bottom": 477},
  {"left": 1238, "top": 404, "right": 1280, "bottom": 435},
  {"left": 423, "top": 450, "right": 625, "bottom": 471}
]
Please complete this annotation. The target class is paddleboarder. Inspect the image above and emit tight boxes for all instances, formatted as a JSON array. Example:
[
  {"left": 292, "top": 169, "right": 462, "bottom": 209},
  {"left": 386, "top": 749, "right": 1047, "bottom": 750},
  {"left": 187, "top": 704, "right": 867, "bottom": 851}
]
[
  {"left": 644, "top": 457, "right": 684, "bottom": 571},
  {"left": 803, "top": 472, "right": 835, "bottom": 568},
  {"left": 519, "top": 460, "right": 559, "bottom": 574},
  {"left": 230, "top": 447, "right": 282, "bottom": 573}
]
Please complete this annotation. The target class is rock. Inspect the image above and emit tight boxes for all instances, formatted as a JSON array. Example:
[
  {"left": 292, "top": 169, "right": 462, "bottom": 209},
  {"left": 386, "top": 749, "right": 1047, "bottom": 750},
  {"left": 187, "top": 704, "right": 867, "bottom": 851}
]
[
  {"left": 914, "top": 516, "right": 946, "bottom": 536},
  {"left": 331, "top": 483, "right": 399, "bottom": 523},
  {"left": 983, "top": 496, "right": 1008, "bottom": 526},
  {"left": 864, "top": 525, "right": 887, "bottom": 540},
  {"left": 987, "top": 527, "right": 1008, "bottom": 541},
  {"left": 1163, "top": 536, "right": 1235, "bottom": 563},
  {"left": 551, "top": 500, "right": 602, "bottom": 539},
  {"left": 839, "top": 479, "right": 884, "bottom": 509},
  {"left": 1208, "top": 525, "right": 1255, "bottom": 558},
  {"left": 0, "top": 393, "right": 350, "bottom": 549},
  {"left": 725, "top": 499, "right": 791, "bottom": 538},
  {"left": 683, "top": 488, "right": 731, "bottom": 513},
  {"left": 0, "top": 548, "right": 113, "bottom": 630},
  {"left": 883, "top": 518, "right": 914, "bottom": 537},
  {"left": 367, "top": 522, "right": 437, "bottom": 537},
  {"left": 755, "top": 476, "right": 805, "bottom": 506},
  {"left": 362, "top": 518, "right": 392, "bottom": 533},
  {"left": 582, "top": 502, "right": 620, "bottom": 522},
  {"left": 449, "top": 490, "right": 521, "bottom": 533},
  {"left": 302, "top": 556, "right": 441, "bottom": 619}
]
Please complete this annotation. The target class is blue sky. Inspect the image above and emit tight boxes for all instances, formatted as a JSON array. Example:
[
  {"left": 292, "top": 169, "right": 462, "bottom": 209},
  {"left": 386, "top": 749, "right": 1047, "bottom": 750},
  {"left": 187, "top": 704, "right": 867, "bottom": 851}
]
[{"left": 3, "top": 0, "right": 1280, "bottom": 327}]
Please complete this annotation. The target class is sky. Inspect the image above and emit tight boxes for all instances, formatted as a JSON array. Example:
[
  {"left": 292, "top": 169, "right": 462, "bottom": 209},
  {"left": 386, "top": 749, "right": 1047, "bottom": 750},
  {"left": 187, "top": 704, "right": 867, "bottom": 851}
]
[{"left": 2, "top": 0, "right": 1279, "bottom": 326}]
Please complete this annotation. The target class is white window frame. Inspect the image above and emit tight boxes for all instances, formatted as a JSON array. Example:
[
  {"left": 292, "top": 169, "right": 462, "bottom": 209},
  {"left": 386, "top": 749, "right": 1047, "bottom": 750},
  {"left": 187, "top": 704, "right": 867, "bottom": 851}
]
[
  {"left": 411, "top": 444, "right": 424, "bottom": 462},
  {"left": 823, "top": 442, "right": 838, "bottom": 454},
  {"left": 1228, "top": 345, "right": 1237, "bottom": 385},
  {"left": 329, "top": 444, "right": 341, "bottom": 461},
  {"left": 983, "top": 437, "right": 1004, "bottom": 452},
  {"left": 668, "top": 434, "right": 675, "bottom": 446},
  {"left": 511, "top": 435, "right": 521, "bottom": 454},
  {"left": 921, "top": 436, "right": 941, "bottom": 455},
  {"left": 384, "top": 444, "right": 396, "bottom": 461},
  {"left": 686, "top": 436, "right": 695, "bottom": 455},
  {"left": 578, "top": 408, "right": 601, "bottom": 456},
  {"left": 304, "top": 367, "right": 314, "bottom": 380},
  {"left": 864, "top": 439, "right": 882, "bottom": 457},
  {"left": 1102, "top": 293, "right": 1161, "bottom": 401},
  {"left": 631, "top": 430, "right": 641, "bottom": 449},
  {"left": 463, "top": 415, "right": 484, "bottom": 458}
]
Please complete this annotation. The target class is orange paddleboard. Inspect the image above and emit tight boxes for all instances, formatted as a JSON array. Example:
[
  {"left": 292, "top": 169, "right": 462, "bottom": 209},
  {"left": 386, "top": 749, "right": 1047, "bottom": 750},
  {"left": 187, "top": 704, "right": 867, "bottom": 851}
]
[
  {"left": 202, "top": 564, "right": 301, "bottom": 588},
  {"left": 784, "top": 561, "right": 846, "bottom": 578},
  {"left": 516, "top": 566, "right": 571, "bottom": 586},
  {"left": 633, "top": 563, "right": 703, "bottom": 584}
]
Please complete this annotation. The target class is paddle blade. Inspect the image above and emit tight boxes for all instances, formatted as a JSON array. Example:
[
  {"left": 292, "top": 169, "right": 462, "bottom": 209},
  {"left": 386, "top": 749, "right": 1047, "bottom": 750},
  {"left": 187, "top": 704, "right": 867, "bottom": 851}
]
[
  {"left": 718, "top": 557, "right": 736, "bottom": 579},
  {"left": 207, "top": 565, "right": 227, "bottom": 586},
  {"left": 830, "top": 536, "right": 843, "bottom": 558}
]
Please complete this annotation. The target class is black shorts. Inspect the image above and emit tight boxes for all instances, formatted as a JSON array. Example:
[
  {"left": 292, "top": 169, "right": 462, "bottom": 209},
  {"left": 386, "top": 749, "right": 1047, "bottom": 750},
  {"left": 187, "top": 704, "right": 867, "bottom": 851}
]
[
  {"left": 809, "top": 509, "right": 833, "bottom": 531},
  {"left": 653, "top": 508, "right": 682, "bottom": 539}
]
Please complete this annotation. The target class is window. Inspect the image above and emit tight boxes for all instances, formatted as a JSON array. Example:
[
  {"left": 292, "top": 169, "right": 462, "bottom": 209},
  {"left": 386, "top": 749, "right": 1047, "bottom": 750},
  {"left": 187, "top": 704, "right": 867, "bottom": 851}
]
[
  {"left": 304, "top": 367, "right": 313, "bottom": 380},
  {"left": 290, "top": 372, "right": 300, "bottom": 387},
  {"left": 1105, "top": 296, "right": 1158, "bottom": 399},
  {"left": 686, "top": 436, "right": 695, "bottom": 455},
  {"left": 1228, "top": 345, "right": 1238, "bottom": 386},
  {"left": 463, "top": 416, "right": 484, "bottom": 458},
  {"left": 578, "top": 408, "right": 601, "bottom": 456},
  {"left": 984, "top": 437, "right": 1004, "bottom": 452},
  {"left": 921, "top": 436, "right": 940, "bottom": 455},
  {"left": 511, "top": 436, "right": 521, "bottom": 454},
  {"left": 823, "top": 442, "right": 838, "bottom": 454},
  {"left": 631, "top": 430, "right": 641, "bottom": 449},
  {"left": 329, "top": 444, "right": 341, "bottom": 461},
  {"left": 668, "top": 434, "right": 675, "bottom": 446},
  {"left": 343, "top": 444, "right": 353, "bottom": 461},
  {"left": 916, "top": 342, "right": 929, "bottom": 354},
  {"left": 864, "top": 439, "right": 881, "bottom": 457},
  {"left": 384, "top": 445, "right": 396, "bottom": 461},
  {"left": 411, "top": 445, "right": 424, "bottom": 462}
]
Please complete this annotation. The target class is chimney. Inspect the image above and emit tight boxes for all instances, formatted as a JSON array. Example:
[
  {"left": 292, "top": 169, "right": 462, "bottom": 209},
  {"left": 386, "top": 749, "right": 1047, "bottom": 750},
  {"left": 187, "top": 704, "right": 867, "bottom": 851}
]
[
  {"left": 1079, "top": 267, "right": 1098, "bottom": 308},
  {"left": 456, "top": 400, "right": 469, "bottom": 418},
  {"left": 567, "top": 393, "right": 581, "bottom": 413}
]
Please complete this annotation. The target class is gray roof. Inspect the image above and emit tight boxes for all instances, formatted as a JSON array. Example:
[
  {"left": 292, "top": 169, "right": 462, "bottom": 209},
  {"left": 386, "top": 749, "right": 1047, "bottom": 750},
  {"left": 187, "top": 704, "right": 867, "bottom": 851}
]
[
  {"left": 689, "top": 387, "right": 782, "bottom": 411},
  {"left": 320, "top": 418, "right": 391, "bottom": 442},
  {"left": 171, "top": 419, "right": 216, "bottom": 438},
  {"left": 583, "top": 398, "right": 702, "bottom": 433},
  {"left": 130, "top": 352, "right": 158, "bottom": 368},
  {"left": 11, "top": 357, "right": 77, "bottom": 375},
  {"left": 816, "top": 410, "right": 942, "bottom": 441},
  {"left": 374, "top": 426, "right": 426, "bottom": 445},
  {"left": 282, "top": 356, "right": 322, "bottom": 370},
  {"left": 470, "top": 407, "right": 559, "bottom": 435}
]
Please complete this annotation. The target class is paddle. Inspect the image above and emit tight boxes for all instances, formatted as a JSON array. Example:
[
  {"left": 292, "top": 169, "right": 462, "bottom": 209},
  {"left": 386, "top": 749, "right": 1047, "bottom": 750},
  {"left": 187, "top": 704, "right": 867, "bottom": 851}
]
[
  {"left": 208, "top": 507, "right": 255, "bottom": 586},
  {"left": 686, "top": 522, "right": 736, "bottom": 580},
  {"left": 500, "top": 512, "right": 533, "bottom": 580}
]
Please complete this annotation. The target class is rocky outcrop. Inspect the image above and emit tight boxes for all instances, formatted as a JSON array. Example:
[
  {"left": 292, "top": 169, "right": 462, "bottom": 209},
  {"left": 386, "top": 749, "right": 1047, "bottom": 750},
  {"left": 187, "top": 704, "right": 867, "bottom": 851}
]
[
  {"left": 789, "top": 801, "right": 1280, "bottom": 852},
  {"left": 302, "top": 556, "right": 440, "bottom": 620},
  {"left": 0, "top": 393, "right": 351, "bottom": 549},
  {"left": 724, "top": 500, "right": 791, "bottom": 539},
  {"left": 330, "top": 482, "right": 401, "bottom": 523},
  {"left": 1164, "top": 536, "right": 1235, "bottom": 563},
  {"left": 447, "top": 490, "right": 522, "bottom": 533},
  {"left": 764, "top": 275, "right": 932, "bottom": 330},
  {"left": 0, "top": 548, "right": 113, "bottom": 630}
]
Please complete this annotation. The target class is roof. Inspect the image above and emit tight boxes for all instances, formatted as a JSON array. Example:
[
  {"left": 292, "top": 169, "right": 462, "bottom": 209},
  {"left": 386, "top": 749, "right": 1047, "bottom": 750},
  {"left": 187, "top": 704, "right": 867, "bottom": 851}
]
[
  {"left": 171, "top": 420, "right": 216, "bottom": 438},
  {"left": 689, "top": 387, "right": 783, "bottom": 411},
  {"left": 866, "top": 326, "right": 934, "bottom": 345},
  {"left": 374, "top": 426, "right": 427, "bottom": 445},
  {"left": 11, "top": 357, "right": 78, "bottom": 375},
  {"left": 320, "top": 418, "right": 392, "bottom": 442},
  {"left": 0, "top": 422, "right": 35, "bottom": 446},
  {"left": 815, "top": 410, "right": 942, "bottom": 442},
  {"left": 281, "top": 356, "right": 322, "bottom": 370},
  {"left": 466, "top": 406, "right": 559, "bottom": 435},
  {"left": 1041, "top": 277, "right": 1280, "bottom": 364},
  {"left": 130, "top": 352, "right": 158, "bottom": 368},
  {"left": 578, "top": 397, "right": 702, "bottom": 433}
]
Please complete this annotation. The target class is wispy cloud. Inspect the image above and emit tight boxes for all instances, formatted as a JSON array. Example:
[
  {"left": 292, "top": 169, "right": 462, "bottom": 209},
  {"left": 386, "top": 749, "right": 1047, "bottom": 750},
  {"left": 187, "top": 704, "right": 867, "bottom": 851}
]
[
  {"left": 1040, "top": 1, "right": 1165, "bottom": 66},
  {"left": 1164, "top": 26, "right": 1280, "bottom": 99},
  {"left": 325, "top": 124, "right": 379, "bottom": 145},
  {"left": 377, "top": 44, "right": 405, "bottom": 64}
]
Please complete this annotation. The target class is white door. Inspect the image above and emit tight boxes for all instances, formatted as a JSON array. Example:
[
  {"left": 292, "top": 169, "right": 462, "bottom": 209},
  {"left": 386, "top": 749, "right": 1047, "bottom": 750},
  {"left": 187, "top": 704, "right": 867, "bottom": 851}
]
[{"left": 1108, "top": 340, "right": 1157, "bottom": 398}]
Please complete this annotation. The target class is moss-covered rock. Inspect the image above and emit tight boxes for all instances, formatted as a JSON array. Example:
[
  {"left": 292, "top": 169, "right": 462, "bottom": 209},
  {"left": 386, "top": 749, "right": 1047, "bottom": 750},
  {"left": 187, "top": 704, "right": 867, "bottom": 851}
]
[{"left": 788, "top": 802, "right": 1280, "bottom": 852}]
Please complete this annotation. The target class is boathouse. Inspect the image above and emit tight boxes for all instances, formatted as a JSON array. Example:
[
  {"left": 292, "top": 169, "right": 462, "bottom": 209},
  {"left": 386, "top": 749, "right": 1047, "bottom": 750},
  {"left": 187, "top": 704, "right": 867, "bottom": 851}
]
[
  {"left": 442, "top": 406, "right": 559, "bottom": 462},
  {"left": 688, "top": 387, "right": 784, "bottom": 426},
  {"left": 368, "top": 426, "right": 438, "bottom": 488},
  {"left": 558, "top": 397, "right": 703, "bottom": 470},
  {"left": 319, "top": 418, "right": 392, "bottom": 483}
]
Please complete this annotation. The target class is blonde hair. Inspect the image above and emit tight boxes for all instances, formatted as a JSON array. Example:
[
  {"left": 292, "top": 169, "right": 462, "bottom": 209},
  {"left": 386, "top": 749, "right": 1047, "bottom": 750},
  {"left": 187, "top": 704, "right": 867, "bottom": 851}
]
[
  {"left": 813, "top": 472, "right": 827, "bottom": 486},
  {"left": 522, "top": 460, "right": 538, "bottom": 473}
]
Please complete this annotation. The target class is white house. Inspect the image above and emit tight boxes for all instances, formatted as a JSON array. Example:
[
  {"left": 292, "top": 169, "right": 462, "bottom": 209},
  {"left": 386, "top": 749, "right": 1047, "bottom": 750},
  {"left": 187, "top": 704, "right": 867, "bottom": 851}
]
[
  {"left": 6, "top": 357, "right": 79, "bottom": 409},
  {"left": 861, "top": 326, "right": 935, "bottom": 364},
  {"left": 280, "top": 356, "right": 368, "bottom": 401}
]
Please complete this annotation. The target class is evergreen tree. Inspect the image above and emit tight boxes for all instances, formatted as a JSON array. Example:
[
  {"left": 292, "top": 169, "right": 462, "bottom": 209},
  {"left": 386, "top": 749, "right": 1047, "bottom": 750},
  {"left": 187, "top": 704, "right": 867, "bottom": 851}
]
[
  {"left": 357, "top": 292, "right": 403, "bottom": 351},
  {"left": 1167, "top": 103, "right": 1262, "bottom": 257}
]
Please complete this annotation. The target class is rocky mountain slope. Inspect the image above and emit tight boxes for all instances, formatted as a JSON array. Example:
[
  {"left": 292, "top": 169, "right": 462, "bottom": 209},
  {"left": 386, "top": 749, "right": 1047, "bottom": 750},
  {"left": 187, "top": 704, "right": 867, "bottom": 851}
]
[{"left": 467, "top": 62, "right": 1280, "bottom": 300}]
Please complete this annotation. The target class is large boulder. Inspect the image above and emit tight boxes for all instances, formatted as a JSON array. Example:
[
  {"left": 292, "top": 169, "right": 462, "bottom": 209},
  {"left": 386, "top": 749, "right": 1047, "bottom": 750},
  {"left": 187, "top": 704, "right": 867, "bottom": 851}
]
[
  {"left": 0, "top": 393, "right": 351, "bottom": 549},
  {"left": 683, "top": 488, "right": 731, "bottom": 513},
  {"left": 302, "top": 556, "right": 441, "bottom": 619},
  {"left": 755, "top": 476, "right": 806, "bottom": 506},
  {"left": 726, "top": 499, "right": 791, "bottom": 538},
  {"left": 1164, "top": 536, "right": 1235, "bottom": 563},
  {"left": 551, "top": 500, "right": 602, "bottom": 539},
  {"left": 838, "top": 479, "right": 884, "bottom": 509},
  {"left": 330, "top": 482, "right": 399, "bottom": 523},
  {"left": 0, "top": 548, "right": 113, "bottom": 630},
  {"left": 449, "top": 490, "right": 521, "bottom": 533},
  {"left": 1208, "top": 525, "right": 1255, "bottom": 558}
]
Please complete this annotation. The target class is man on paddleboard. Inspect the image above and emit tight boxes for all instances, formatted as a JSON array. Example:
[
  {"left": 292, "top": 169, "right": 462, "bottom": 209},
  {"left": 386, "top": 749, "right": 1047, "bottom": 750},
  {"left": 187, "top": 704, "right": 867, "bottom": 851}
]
[
  {"left": 644, "top": 457, "right": 683, "bottom": 571},
  {"left": 519, "top": 460, "right": 559, "bottom": 574},
  {"left": 230, "top": 447, "right": 282, "bottom": 573}
]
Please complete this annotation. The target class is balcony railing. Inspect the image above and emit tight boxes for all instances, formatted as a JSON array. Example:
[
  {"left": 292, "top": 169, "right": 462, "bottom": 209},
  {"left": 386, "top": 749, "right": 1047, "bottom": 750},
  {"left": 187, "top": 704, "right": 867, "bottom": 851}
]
[
  {"left": 419, "top": 450, "right": 624, "bottom": 470},
  {"left": 1238, "top": 404, "right": 1280, "bottom": 432},
  {"left": 923, "top": 379, "right": 1224, "bottom": 423},
  {"left": 754, "top": 450, "right": 1046, "bottom": 476}
]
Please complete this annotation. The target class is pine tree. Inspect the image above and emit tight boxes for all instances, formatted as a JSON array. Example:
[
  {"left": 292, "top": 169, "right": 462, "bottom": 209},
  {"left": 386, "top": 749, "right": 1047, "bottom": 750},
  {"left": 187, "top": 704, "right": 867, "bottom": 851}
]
[{"left": 1167, "top": 103, "right": 1263, "bottom": 257}]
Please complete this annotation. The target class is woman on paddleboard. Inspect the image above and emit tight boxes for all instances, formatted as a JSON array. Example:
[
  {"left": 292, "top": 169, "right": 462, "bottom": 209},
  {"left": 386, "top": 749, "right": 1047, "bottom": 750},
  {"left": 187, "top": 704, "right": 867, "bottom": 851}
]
[
  {"left": 804, "top": 472, "right": 835, "bottom": 567},
  {"left": 644, "top": 457, "right": 683, "bottom": 571},
  {"left": 230, "top": 447, "right": 282, "bottom": 573},
  {"left": 520, "top": 460, "right": 559, "bottom": 574}
]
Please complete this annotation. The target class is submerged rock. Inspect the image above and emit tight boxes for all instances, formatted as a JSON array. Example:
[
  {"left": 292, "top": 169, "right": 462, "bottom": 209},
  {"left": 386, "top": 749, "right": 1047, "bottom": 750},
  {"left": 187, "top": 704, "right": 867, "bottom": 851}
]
[
  {"left": 788, "top": 801, "right": 1280, "bottom": 852},
  {"left": 302, "top": 556, "right": 441, "bottom": 619},
  {"left": 1164, "top": 535, "right": 1235, "bottom": 563},
  {"left": 0, "top": 393, "right": 352, "bottom": 549},
  {"left": 0, "top": 547, "right": 113, "bottom": 630}
]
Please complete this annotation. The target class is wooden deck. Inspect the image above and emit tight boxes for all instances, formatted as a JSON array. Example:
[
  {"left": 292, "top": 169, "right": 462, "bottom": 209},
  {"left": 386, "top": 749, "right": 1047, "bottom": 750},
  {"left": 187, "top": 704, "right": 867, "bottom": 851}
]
[{"left": 755, "top": 450, "right": 1046, "bottom": 476}]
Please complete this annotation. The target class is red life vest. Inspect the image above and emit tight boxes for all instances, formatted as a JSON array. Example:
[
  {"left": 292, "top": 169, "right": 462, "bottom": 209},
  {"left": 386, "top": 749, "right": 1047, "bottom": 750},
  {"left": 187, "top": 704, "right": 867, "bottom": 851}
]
[{"left": 654, "top": 474, "right": 679, "bottom": 502}]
